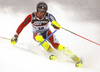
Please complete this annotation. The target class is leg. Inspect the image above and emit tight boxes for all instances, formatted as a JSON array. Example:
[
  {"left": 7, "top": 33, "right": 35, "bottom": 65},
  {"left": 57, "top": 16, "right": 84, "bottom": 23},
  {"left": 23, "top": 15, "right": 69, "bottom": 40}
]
[
  {"left": 57, "top": 45, "right": 81, "bottom": 63},
  {"left": 47, "top": 30, "right": 59, "bottom": 49},
  {"left": 33, "top": 32, "right": 53, "bottom": 52},
  {"left": 47, "top": 30, "right": 81, "bottom": 63}
]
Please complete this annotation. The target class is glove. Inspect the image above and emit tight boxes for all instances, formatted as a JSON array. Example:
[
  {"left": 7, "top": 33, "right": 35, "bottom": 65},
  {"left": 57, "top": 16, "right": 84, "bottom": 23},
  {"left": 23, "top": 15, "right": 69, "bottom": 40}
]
[
  {"left": 11, "top": 35, "right": 18, "bottom": 45},
  {"left": 51, "top": 24, "right": 59, "bottom": 29},
  {"left": 51, "top": 21, "right": 61, "bottom": 30}
]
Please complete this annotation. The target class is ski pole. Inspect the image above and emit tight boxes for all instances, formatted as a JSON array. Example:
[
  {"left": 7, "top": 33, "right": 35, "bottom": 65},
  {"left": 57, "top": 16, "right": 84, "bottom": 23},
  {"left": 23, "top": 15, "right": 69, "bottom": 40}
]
[
  {"left": 39, "top": 30, "right": 57, "bottom": 45},
  {"left": 60, "top": 27, "right": 100, "bottom": 46},
  {"left": 0, "top": 29, "right": 57, "bottom": 46},
  {"left": 0, "top": 36, "right": 10, "bottom": 40},
  {"left": 0, "top": 36, "right": 26, "bottom": 46}
]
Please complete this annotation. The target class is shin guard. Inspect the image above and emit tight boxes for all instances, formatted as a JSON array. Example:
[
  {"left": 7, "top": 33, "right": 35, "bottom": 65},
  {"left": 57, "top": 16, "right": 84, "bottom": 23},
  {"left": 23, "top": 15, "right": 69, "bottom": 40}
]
[
  {"left": 35, "top": 35, "right": 53, "bottom": 52},
  {"left": 57, "top": 44, "right": 81, "bottom": 62}
]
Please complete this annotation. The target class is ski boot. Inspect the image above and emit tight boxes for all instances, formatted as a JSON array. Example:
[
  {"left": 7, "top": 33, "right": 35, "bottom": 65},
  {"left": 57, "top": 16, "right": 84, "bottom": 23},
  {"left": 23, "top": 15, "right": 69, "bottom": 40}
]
[
  {"left": 71, "top": 55, "right": 82, "bottom": 67},
  {"left": 57, "top": 44, "right": 82, "bottom": 67}
]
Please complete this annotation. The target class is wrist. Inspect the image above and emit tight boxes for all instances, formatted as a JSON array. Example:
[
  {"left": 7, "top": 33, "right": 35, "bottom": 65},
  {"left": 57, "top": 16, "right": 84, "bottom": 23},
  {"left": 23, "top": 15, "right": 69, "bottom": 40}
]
[{"left": 14, "top": 35, "right": 18, "bottom": 38}]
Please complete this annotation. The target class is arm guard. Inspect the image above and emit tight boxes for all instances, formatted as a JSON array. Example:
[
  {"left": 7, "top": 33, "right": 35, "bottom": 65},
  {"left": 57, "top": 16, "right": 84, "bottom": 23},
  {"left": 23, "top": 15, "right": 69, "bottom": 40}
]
[{"left": 51, "top": 20, "right": 61, "bottom": 30}]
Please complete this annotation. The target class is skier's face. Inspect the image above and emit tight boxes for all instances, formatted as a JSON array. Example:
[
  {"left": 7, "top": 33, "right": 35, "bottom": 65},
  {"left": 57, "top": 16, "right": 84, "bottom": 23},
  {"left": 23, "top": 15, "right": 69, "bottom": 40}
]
[
  {"left": 38, "top": 12, "right": 45, "bottom": 16},
  {"left": 37, "top": 8, "right": 46, "bottom": 16}
]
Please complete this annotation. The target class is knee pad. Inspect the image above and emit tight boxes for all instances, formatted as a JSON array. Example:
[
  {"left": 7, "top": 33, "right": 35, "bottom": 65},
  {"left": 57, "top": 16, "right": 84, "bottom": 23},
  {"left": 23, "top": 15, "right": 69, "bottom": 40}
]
[
  {"left": 35, "top": 35, "right": 53, "bottom": 51},
  {"left": 33, "top": 33, "right": 41, "bottom": 40},
  {"left": 33, "top": 32, "right": 44, "bottom": 43},
  {"left": 35, "top": 35, "right": 44, "bottom": 43}
]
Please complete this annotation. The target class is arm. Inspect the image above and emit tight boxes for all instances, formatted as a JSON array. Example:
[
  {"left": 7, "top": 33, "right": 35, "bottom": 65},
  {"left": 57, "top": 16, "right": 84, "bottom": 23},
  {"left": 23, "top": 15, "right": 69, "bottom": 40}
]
[
  {"left": 11, "top": 14, "right": 32, "bottom": 45},
  {"left": 49, "top": 14, "right": 60, "bottom": 30},
  {"left": 16, "top": 14, "right": 32, "bottom": 35}
]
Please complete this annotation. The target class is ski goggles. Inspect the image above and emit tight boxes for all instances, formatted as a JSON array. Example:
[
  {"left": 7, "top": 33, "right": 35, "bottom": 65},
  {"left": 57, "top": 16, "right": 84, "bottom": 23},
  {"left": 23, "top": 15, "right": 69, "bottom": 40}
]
[{"left": 38, "top": 8, "right": 46, "bottom": 13}]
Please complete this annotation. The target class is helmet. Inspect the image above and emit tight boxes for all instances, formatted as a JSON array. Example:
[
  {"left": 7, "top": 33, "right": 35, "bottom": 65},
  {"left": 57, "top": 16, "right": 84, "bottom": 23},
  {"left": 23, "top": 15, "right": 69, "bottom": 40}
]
[{"left": 37, "top": 2, "right": 48, "bottom": 13}]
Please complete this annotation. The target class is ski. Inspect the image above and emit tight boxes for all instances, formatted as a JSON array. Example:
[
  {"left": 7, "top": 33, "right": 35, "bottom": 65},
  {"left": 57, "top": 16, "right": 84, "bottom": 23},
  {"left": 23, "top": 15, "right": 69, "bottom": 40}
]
[
  {"left": 49, "top": 55, "right": 83, "bottom": 67},
  {"left": 75, "top": 58, "right": 83, "bottom": 67}
]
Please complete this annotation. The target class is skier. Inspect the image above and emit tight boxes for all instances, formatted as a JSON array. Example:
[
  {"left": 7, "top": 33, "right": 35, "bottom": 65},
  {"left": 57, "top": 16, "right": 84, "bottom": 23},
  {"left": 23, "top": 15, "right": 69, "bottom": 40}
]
[{"left": 11, "top": 2, "right": 82, "bottom": 67}]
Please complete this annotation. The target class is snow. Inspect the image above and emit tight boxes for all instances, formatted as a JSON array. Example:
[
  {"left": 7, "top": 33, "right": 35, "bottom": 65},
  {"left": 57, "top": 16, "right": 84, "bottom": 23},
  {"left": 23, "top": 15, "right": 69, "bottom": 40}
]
[
  {"left": 0, "top": 4, "right": 100, "bottom": 72},
  {"left": 0, "top": 39, "right": 99, "bottom": 72},
  {"left": 0, "top": 39, "right": 97, "bottom": 72}
]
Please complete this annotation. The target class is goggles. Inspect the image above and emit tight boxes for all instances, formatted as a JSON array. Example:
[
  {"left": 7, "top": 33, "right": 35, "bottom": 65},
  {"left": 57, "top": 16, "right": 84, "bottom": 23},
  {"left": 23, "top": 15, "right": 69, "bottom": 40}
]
[{"left": 38, "top": 8, "right": 46, "bottom": 13}]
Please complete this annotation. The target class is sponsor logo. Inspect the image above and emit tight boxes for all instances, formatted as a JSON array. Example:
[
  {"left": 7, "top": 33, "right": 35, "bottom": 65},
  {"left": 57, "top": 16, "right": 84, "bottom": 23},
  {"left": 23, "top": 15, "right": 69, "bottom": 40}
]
[{"left": 33, "top": 21, "right": 48, "bottom": 25}]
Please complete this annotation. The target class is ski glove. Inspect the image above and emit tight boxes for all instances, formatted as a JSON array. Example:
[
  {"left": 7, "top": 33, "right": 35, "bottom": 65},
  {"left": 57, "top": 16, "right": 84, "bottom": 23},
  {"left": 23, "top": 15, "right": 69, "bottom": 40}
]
[
  {"left": 11, "top": 35, "right": 18, "bottom": 45},
  {"left": 51, "top": 20, "right": 61, "bottom": 30}
]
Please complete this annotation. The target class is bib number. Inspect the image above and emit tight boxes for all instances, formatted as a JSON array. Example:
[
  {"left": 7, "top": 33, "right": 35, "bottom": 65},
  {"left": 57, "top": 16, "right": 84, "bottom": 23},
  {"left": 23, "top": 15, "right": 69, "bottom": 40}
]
[{"left": 39, "top": 27, "right": 44, "bottom": 30}]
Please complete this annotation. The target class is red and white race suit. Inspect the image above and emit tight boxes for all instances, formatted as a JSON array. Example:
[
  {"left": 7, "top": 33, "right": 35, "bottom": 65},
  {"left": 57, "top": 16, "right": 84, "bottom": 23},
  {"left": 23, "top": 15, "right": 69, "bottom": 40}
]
[{"left": 15, "top": 12, "right": 60, "bottom": 49}]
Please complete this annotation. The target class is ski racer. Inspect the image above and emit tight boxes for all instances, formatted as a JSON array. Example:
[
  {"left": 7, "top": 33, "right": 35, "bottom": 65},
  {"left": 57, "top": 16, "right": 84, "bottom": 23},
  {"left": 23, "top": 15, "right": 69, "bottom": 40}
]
[{"left": 11, "top": 2, "right": 82, "bottom": 67}]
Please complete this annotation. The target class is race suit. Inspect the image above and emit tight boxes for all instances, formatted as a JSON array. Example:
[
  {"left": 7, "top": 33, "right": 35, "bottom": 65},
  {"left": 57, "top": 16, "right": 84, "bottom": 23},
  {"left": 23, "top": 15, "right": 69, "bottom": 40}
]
[{"left": 15, "top": 12, "right": 59, "bottom": 49}]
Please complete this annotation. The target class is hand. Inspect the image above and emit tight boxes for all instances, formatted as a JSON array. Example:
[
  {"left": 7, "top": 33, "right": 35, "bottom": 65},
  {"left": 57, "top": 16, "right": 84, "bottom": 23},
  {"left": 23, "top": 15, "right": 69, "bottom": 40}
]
[
  {"left": 11, "top": 35, "right": 18, "bottom": 45},
  {"left": 51, "top": 21, "right": 61, "bottom": 30},
  {"left": 51, "top": 24, "right": 60, "bottom": 30}
]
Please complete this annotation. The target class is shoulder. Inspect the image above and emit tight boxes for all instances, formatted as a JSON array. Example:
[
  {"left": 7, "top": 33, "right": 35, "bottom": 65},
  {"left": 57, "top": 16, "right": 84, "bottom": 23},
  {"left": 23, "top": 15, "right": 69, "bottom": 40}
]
[
  {"left": 25, "top": 12, "right": 36, "bottom": 20},
  {"left": 48, "top": 13, "right": 54, "bottom": 17},
  {"left": 47, "top": 13, "right": 56, "bottom": 21},
  {"left": 22, "top": 14, "right": 32, "bottom": 23},
  {"left": 25, "top": 14, "right": 32, "bottom": 19},
  {"left": 31, "top": 12, "right": 36, "bottom": 17}
]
